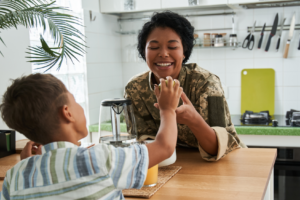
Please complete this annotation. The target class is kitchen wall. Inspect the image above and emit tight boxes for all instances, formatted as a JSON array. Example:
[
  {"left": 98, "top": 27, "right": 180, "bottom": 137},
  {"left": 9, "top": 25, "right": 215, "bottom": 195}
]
[
  {"left": 120, "top": 6, "right": 300, "bottom": 115},
  {"left": 0, "top": 27, "right": 32, "bottom": 140},
  {"left": 82, "top": 0, "right": 124, "bottom": 125}
]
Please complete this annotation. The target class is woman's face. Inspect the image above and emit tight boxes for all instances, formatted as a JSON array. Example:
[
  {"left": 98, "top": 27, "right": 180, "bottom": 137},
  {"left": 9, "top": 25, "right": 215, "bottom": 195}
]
[{"left": 145, "top": 27, "right": 185, "bottom": 82}]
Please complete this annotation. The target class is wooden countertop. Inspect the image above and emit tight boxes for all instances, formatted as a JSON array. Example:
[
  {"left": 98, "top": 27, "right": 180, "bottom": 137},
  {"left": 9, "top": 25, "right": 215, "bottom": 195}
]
[
  {"left": 0, "top": 147, "right": 276, "bottom": 200},
  {"left": 128, "top": 147, "right": 277, "bottom": 200}
]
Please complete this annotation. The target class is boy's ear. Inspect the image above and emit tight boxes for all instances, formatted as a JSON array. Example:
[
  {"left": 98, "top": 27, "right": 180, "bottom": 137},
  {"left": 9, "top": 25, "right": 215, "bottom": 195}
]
[{"left": 60, "top": 105, "right": 75, "bottom": 123}]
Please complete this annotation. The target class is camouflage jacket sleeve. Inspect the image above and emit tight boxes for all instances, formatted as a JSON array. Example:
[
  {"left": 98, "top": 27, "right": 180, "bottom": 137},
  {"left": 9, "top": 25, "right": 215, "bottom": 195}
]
[{"left": 195, "top": 75, "right": 246, "bottom": 161}]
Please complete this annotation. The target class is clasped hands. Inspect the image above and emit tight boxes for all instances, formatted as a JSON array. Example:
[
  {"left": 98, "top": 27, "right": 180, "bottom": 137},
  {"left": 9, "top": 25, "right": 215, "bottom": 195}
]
[{"left": 154, "top": 77, "right": 198, "bottom": 126}]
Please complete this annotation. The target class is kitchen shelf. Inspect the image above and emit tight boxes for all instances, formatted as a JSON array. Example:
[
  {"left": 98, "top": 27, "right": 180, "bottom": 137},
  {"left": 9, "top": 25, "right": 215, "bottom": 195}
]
[
  {"left": 194, "top": 42, "right": 241, "bottom": 49},
  {"left": 116, "top": 11, "right": 236, "bottom": 35},
  {"left": 117, "top": 11, "right": 235, "bottom": 22}
]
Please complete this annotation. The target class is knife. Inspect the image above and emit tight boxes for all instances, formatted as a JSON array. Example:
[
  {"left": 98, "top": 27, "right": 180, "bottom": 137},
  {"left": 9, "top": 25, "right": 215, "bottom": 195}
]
[
  {"left": 276, "top": 18, "right": 286, "bottom": 52},
  {"left": 258, "top": 23, "right": 266, "bottom": 49},
  {"left": 283, "top": 13, "right": 296, "bottom": 58},
  {"left": 265, "top": 13, "right": 279, "bottom": 52},
  {"left": 298, "top": 33, "right": 300, "bottom": 50}
]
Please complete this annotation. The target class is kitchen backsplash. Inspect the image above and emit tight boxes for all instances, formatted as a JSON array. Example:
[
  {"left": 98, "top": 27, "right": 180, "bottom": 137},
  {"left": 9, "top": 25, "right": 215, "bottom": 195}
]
[
  {"left": 120, "top": 6, "right": 300, "bottom": 116},
  {"left": 83, "top": 2, "right": 300, "bottom": 124}
]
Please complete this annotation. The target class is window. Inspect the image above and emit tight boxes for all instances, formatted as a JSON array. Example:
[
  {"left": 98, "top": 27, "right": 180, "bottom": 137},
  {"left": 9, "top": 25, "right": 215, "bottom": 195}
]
[{"left": 29, "top": 0, "right": 90, "bottom": 142}]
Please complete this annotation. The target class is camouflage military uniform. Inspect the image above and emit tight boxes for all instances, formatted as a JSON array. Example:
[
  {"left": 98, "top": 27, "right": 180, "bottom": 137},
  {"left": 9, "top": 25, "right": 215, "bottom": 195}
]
[{"left": 124, "top": 63, "right": 246, "bottom": 161}]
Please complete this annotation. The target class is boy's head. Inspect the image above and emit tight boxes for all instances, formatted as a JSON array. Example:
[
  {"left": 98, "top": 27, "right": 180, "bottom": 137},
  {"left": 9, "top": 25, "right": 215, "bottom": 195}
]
[{"left": 0, "top": 73, "right": 88, "bottom": 144}]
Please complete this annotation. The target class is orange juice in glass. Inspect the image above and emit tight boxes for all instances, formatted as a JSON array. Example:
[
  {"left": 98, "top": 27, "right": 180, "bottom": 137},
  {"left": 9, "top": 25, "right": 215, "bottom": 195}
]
[{"left": 143, "top": 164, "right": 158, "bottom": 187}]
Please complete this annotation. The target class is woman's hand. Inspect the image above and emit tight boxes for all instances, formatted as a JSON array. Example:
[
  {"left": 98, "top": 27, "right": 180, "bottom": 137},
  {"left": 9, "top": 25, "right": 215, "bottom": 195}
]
[
  {"left": 20, "top": 141, "right": 42, "bottom": 160},
  {"left": 154, "top": 91, "right": 199, "bottom": 126},
  {"left": 175, "top": 92, "right": 199, "bottom": 126}
]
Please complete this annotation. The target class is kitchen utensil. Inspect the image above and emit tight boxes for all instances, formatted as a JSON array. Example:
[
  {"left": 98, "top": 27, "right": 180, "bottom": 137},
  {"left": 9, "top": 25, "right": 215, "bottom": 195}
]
[
  {"left": 265, "top": 13, "right": 279, "bottom": 52},
  {"left": 232, "top": 15, "right": 235, "bottom": 34},
  {"left": 276, "top": 18, "right": 286, "bottom": 52},
  {"left": 242, "top": 21, "right": 256, "bottom": 50},
  {"left": 298, "top": 33, "right": 300, "bottom": 50},
  {"left": 283, "top": 13, "right": 296, "bottom": 58},
  {"left": 258, "top": 23, "right": 266, "bottom": 49},
  {"left": 241, "top": 69, "right": 275, "bottom": 116},
  {"left": 98, "top": 98, "right": 137, "bottom": 147}
]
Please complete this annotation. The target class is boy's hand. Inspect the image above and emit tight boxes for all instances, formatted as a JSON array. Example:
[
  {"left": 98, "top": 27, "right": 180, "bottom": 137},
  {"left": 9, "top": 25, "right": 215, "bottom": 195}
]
[
  {"left": 154, "top": 76, "right": 182, "bottom": 112},
  {"left": 20, "top": 141, "right": 42, "bottom": 160}
]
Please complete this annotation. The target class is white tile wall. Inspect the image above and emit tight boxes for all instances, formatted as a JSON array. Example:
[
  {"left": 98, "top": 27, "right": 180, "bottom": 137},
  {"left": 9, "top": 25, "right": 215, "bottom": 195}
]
[
  {"left": 119, "top": 6, "right": 300, "bottom": 115},
  {"left": 83, "top": 1, "right": 124, "bottom": 125}
]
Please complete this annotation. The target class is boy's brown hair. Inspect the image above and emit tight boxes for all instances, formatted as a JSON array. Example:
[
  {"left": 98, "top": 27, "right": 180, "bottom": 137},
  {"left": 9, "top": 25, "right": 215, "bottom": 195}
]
[{"left": 0, "top": 73, "right": 69, "bottom": 144}]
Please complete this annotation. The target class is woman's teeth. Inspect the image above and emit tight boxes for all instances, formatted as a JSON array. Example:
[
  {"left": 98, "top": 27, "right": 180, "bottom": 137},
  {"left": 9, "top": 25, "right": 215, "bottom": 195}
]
[{"left": 156, "top": 63, "right": 172, "bottom": 66}]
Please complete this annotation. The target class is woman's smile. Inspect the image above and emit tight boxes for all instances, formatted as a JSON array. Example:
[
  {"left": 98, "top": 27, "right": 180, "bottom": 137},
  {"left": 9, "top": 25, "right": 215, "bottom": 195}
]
[{"left": 155, "top": 62, "right": 175, "bottom": 70}]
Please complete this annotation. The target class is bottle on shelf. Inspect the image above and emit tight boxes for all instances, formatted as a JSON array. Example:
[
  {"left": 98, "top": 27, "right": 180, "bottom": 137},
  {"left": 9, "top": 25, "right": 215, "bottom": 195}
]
[
  {"left": 211, "top": 33, "right": 218, "bottom": 47},
  {"left": 214, "top": 34, "right": 224, "bottom": 47},
  {"left": 203, "top": 33, "right": 211, "bottom": 47},
  {"left": 220, "top": 33, "right": 227, "bottom": 46},
  {"left": 229, "top": 34, "right": 238, "bottom": 47},
  {"left": 194, "top": 33, "right": 201, "bottom": 47}
]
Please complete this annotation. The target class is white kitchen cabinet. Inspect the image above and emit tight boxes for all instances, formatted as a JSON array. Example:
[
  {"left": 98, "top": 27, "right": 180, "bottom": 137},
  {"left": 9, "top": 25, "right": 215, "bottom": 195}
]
[
  {"left": 100, "top": 0, "right": 123, "bottom": 13},
  {"left": 100, "top": 0, "right": 161, "bottom": 13},
  {"left": 228, "top": 0, "right": 292, "bottom": 4},
  {"left": 135, "top": 0, "right": 161, "bottom": 11},
  {"left": 161, "top": 0, "right": 228, "bottom": 9}
]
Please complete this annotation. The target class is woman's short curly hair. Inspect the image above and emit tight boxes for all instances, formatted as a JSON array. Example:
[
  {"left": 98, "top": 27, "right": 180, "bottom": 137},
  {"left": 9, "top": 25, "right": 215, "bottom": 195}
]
[{"left": 137, "top": 11, "right": 194, "bottom": 64}]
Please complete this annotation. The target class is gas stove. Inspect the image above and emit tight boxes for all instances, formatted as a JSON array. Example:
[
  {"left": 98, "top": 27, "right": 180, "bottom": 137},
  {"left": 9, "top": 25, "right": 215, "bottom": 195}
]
[
  {"left": 286, "top": 109, "right": 300, "bottom": 127},
  {"left": 240, "top": 110, "right": 272, "bottom": 125},
  {"left": 231, "top": 109, "right": 300, "bottom": 127}
]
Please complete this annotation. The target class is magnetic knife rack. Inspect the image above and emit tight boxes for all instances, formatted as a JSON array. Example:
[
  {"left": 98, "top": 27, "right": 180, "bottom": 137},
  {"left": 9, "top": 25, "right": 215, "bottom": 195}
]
[{"left": 247, "top": 24, "right": 300, "bottom": 32}]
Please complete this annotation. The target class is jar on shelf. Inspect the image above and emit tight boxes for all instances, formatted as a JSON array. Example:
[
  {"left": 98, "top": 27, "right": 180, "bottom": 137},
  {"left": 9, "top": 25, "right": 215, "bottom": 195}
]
[
  {"left": 214, "top": 34, "right": 224, "bottom": 47},
  {"left": 194, "top": 33, "right": 201, "bottom": 47},
  {"left": 220, "top": 33, "right": 227, "bottom": 46},
  {"left": 203, "top": 33, "right": 211, "bottom": 47},
  {"left": 229, "top": 34, "right": 238, "bottom": 47},
  {"left": 211, "top": 33, "right": 218, "bottom": 47}
]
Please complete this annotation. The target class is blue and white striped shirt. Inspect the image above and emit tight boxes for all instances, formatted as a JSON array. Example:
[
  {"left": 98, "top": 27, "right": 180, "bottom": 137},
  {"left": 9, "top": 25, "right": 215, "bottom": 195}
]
[{"left": 0, "top": 141, "right": 148, "bottom": 200}]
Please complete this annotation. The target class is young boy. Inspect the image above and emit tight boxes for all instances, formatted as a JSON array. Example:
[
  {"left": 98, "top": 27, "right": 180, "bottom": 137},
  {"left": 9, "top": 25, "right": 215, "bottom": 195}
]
[{"left": 0, "top": 73, "right": 182, "bottom": 200}]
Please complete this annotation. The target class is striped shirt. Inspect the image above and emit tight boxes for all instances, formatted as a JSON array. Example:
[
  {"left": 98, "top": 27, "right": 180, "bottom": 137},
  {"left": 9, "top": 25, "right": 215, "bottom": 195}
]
[{"left": 0, "top": 141, "right": 148, "bottom": 200}]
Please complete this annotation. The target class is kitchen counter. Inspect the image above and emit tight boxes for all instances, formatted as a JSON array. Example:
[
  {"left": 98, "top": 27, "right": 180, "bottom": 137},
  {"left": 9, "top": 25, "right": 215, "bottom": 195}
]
[
  {"left": 128, "top": 147, "right": 276, "bottom": 200},
  {"left": 0, "top": 147, "right": 276, "bottom": 200},
  {"left": 235, "top": 126, "right": 300, "bottom": 135}
]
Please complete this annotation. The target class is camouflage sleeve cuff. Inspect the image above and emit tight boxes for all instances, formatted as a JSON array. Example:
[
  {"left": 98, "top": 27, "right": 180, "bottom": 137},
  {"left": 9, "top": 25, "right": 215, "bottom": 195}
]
[{"left": 197, "top": 127, "right": 229, "bottom": 161}]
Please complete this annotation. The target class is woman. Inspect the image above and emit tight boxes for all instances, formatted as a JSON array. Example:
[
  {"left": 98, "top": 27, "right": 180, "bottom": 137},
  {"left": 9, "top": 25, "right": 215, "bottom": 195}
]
[{"left": 124, "top": 11, "right": 245, "bottom": 161}]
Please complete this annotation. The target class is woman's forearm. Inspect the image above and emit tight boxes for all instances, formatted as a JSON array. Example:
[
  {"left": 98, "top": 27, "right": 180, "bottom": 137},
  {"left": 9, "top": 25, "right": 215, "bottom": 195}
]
[{"left": 187, "top": 113, "right": 218, "bottom": 156}]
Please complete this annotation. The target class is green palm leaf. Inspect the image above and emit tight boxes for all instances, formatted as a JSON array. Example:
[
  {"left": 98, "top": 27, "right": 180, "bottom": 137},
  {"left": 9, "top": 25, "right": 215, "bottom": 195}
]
[{"left": 0, "top": 0, "right": 86, "bottom": 72}]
